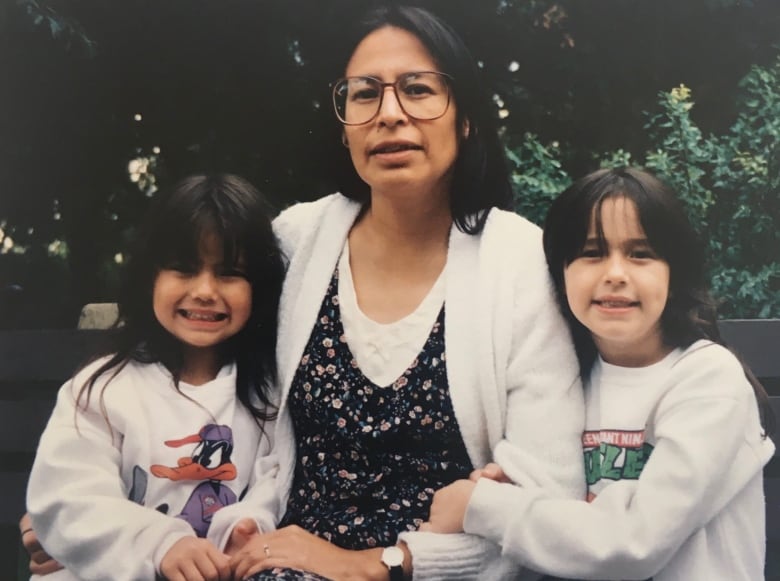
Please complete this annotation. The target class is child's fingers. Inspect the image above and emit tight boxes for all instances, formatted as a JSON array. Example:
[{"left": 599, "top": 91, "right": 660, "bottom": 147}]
[
  {"left": 468, "top": 467, "right": 484, "bottom": 481},
  {"left": 208, "top": 550, "right": 232, "bottom": 581},
  {"left": 192, "top": 547, "right": 231, "bottom": 581},
  {"left": 226, "top": 518, "right": 260, "bottom": 555},
  {"left": 477, "top": 462, "right": 510, "bottom": 482},
  {"left": 234, "top": 517, "right": 259, "bottom": 536},
  {"left": 179, "top": 560, "right": 206, "bottom": 581},
  {"left": 29, "top": 556, "right": 64, "bottom": 575}
]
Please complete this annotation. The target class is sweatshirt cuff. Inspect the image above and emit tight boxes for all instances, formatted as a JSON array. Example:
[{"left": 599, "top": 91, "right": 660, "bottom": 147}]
[
  {"left": 464, "top": 478, "right": 540, "bottom": 545},
  {"left": 398, "top": 530, "right": 500, "bottom": 580},
  {"left": 151, "top": 527, "right": 197, "bottom": 575}
]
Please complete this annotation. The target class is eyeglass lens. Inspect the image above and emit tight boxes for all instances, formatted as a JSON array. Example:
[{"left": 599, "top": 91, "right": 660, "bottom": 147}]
[{"left": 333, "top": 72, "right": 450, "bottom": 125}]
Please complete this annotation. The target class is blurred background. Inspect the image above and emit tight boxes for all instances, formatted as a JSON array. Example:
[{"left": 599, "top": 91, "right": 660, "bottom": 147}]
[{"left": 1, "top": 0, "right": 779, "bottom": 328}]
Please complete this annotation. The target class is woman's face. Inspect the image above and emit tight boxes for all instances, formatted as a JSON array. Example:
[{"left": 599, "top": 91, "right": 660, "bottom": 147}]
[{"left": 342, "top": 26, "right": 463, "bottom": 203}]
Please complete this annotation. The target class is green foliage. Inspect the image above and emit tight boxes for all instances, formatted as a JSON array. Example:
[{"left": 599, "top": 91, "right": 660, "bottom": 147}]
[
  {"left": 15, "top": 0, "right": 95, "bottom": 56},
  {"left": 642, "top": 85, "right": 716, "bottom": 232},
  {"left": 506, "top": 59, "right": 780, "bottom": 318},
  {"left": 506, "top": 133, "right": 571, "bottom": 226}
]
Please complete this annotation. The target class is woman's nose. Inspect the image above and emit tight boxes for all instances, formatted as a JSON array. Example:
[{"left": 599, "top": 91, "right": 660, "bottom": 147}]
[{"left": 376, "top": 85, "right": 408, "bottom": 126}]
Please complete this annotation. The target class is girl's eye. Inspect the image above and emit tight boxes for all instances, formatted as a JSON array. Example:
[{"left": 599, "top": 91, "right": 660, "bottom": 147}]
[
  {"left": 216, "top": 264, "right": 248, "bottom": 278},
  {"left": 578, "top": 247, "right": 602, "bottom": 259},
  {"left": 164, "top": 263, "right": 196, "bottom": 275},
  {"left": 630, "top": 248, "right": 657, "bottom": 259},
  {"left": 221, "top": 268, "right": 247, "bottom": 279}
]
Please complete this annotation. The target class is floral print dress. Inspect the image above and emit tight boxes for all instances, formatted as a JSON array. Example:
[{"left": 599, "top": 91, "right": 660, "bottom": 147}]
[{"left": 248, "top": 269, "right": 473, "bottom": 580}]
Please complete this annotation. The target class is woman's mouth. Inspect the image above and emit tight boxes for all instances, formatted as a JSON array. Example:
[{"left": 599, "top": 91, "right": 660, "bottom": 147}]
[{"left": 370, "top": 142, "right": 422, "bottom": 155}]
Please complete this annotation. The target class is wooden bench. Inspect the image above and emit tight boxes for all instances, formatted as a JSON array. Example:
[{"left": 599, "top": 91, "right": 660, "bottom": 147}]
[
  {"left": 0, "top": 329, "right": 107, "bottom": 579},
  {"left": 0, "top": 320, "right": 778, "bottom": 579}
]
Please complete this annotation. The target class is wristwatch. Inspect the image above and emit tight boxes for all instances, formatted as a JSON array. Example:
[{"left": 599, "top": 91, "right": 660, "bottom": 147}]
[{"left": 380, "top": 545, "right": 404, "bottom": 581}]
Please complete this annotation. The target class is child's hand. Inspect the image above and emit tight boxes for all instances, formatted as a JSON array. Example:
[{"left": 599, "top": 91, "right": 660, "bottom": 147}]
[
  {"left": 225, "top": 518, "right": 260, "bottom": 556},
  {"left": 419, "top": 479, "right": 476, "bottom": 534},
  {"left": 20, "top": 512, "right": 64, "bottom": 575},
  {"left": 160, "top": 536, "right": 231, "bottom": 581},
  {"left": 470, "top": 462, "right": 511, "bottom": 483}
]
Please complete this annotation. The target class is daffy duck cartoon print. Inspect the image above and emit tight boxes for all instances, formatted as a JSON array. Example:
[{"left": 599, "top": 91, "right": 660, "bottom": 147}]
[{"left": 150, "top": 424, "right": 238, "bottom": 537}]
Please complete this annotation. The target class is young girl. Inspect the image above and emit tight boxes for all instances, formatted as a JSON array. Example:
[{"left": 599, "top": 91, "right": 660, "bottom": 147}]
[
  {"left": 423, "top": 167, "right": 775, "bottom": 580},
  {"left": 26, "top": 174, "right": 285, "bottom": 581}
]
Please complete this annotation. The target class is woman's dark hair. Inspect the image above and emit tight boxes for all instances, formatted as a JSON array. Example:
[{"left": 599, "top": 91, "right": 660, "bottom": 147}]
[
  {"left": 329, "top": 4, "right": 512, "bottom": 234},
  {"left": 77, "top": 174, "right": 284, "bottom": 426},
  {"left": 543, "top": 167, "right": 773, "bottom": 433}
]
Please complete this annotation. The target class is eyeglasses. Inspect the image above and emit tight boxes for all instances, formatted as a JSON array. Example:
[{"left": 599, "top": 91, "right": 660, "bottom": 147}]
[{"left": 331, "top": 71, "right": 453, "bottom": 126}]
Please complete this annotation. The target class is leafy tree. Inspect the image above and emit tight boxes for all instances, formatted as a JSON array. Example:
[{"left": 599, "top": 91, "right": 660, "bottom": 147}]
[{"left": 506, "top": 58, "right": 780, "bottom": 318}]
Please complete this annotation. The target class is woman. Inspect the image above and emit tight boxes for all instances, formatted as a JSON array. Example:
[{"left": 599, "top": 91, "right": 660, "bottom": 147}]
[
  {"left": 23, "top": 6, "right": 584, "bottom": 580},
  {"left": 228, "top": 6, "right": 584, "bottom": 580}
]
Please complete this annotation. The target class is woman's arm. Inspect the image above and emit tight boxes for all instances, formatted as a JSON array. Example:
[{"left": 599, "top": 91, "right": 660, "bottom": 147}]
[{"left": 229, "top": 525, "right": 407, "bottom": 581}]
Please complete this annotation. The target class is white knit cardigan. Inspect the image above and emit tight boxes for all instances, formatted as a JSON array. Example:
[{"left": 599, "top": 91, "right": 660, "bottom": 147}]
[{"left": 254, "top": 193, "right": 585, "bottom": 580}]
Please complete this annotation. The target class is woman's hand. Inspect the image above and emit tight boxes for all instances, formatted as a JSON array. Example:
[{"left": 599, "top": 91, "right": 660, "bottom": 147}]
[
  {"left": 160, "top": 536, "right": 231, "bottom": 581},
  {"left": 19, "top": 512, "right": 63, "bottom": 575},
  {"left": 419, "top": 479, "right": 476, "bottom": 534},
  {"left": 230, "top": 524, "right": 391, "bottom": 581},
  {"left": 469, "top": 462, "right": 511, "bottom": 483}
]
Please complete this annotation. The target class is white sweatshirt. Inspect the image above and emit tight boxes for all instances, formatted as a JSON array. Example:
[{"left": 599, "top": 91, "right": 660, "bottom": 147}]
[
  {"left": 466, "top": 340, "right": 774, "bottom": 580},
  {"left": 240, "top": 193, "right": 586, "bottom": 580},
  {"left": 27, "top": 359, "right": 277, "bottom": 581}
]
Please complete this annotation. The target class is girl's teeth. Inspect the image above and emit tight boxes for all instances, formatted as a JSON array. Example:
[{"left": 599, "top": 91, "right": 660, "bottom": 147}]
[
  {"left": 601, "top": 301, "right": 631, "bottom": 307},
  {"left": 182, "top": 310, "right": 225, "bottom": 321}
]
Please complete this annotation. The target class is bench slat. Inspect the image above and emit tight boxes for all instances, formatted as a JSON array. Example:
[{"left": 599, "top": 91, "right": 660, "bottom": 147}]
[
  {"left": 0, "top": 329, "right": 107, "bottom": 382},
  {"left": 0, "top": 400, "right": 56, "bottom": 454},
  {"left": 718, "top": 319, "right": 780, "bottom": 379}
]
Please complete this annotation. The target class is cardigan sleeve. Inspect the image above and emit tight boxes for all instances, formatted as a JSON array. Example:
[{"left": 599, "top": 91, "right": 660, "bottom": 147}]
[
  {"left": 464, "top": 346, "right": 773, "bottom": 579},
  {"left": 494, "top": 217, "right": 585, "bottom": 500},
  {"left": 397, "top": 530, "right": 520, "bottom": 580},
  {"left": 27, "top": 369, "right": 195, "bottom": 581},
  {"left": 398, "top": 212, "right": 583, "bottom": 580}
]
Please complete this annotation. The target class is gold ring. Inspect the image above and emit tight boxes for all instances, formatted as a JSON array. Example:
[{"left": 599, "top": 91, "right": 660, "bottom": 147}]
[
  {"left": 20, "top": 528, "right": 33, "bottom": 537},
  {"left": 263, "top": 543, "right": 271, "bottom": 558}
]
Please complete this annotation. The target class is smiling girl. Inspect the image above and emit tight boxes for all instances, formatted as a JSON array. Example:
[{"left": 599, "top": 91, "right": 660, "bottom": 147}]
[
  {"left": 424, "top": 167, "right": 774, "bottom": 580},
  {"left": 26, "top": 174, "right": 284, "bottom": 581}
]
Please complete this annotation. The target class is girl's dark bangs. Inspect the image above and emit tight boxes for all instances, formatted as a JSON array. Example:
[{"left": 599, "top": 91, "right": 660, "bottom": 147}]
[{"left": 563, "top": 186, "right": 609, "bottom": 266}]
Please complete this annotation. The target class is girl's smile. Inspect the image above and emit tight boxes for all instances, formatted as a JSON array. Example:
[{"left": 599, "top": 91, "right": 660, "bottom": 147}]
[
  {"left": 564, "top": 196, "right": 671, "bottom": 367},
  {"left": 176, "top": 308, "right": 229, "bottom": 323},
  {"left": 153, "top": 232, "right": 252, "bottom": 376}
]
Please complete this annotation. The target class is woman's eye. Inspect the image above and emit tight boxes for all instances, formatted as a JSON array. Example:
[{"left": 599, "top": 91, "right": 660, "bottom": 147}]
[
  {"left": 351, "top": 87, "right": 379, "bottom": 101},
  {"left": 403, "top": 83, "right": 434, "bottom": 97}
]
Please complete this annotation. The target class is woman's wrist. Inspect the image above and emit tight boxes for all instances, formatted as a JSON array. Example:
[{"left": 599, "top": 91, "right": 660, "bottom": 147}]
[{"left": 357, "top": 542, "right": 412, "bottom": 581}]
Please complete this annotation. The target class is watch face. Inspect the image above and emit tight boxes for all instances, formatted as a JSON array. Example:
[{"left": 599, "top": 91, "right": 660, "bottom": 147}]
[{"left": 382, "top": 545, "right": 404, "bottom": 568}]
